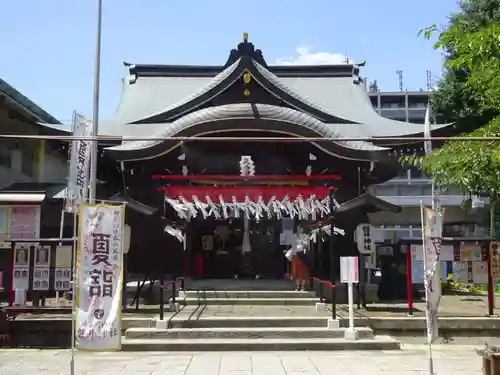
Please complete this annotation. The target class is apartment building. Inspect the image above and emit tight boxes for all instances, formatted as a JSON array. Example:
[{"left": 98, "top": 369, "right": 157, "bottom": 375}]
[{"left": 367, "top": 90, "right": 488, "bottom": 241}]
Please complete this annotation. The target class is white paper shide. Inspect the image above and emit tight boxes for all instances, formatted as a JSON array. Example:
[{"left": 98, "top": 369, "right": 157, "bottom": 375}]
[{"left": 75, "top": 204, "right": 124, "bottom": 350}]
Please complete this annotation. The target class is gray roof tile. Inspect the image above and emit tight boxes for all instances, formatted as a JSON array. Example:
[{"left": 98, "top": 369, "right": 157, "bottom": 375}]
[
  {"left": 107, "top": 103, "right": 389, "bottom": 158},
  {"left": 99, "top": 60, "right": 240, "bottom": 134}
]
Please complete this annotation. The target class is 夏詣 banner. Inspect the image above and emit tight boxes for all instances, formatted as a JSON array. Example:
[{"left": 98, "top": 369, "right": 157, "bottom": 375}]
[
  {"left": 75, "top": 203, "right": 125, "bottom": 351},
  {"left": 421, "top": 205, "right": 444, "bottom": 342},
  {"left": 66, "top": 111, "right": 93, "bottom": 213}
]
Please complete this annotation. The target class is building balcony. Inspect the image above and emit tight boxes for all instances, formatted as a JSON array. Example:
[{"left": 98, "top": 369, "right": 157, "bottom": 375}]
[
  {"left": 375, "top": 195, "right": 489, "bottom": 207},
  {"left": 371, "top": 179, "right": 489, "bottom": 207},
  {"left": 379, "top": 108, "right": 407, "bottom": 119}
]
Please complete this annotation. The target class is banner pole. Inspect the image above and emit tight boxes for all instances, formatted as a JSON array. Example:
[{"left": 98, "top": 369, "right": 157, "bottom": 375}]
[
  {"left": 70, "top": 211, "right": 78, "bottom": 375},
  {"left": 420, "top": 201, "right": 434, "bottom": 375},
  {"left": 58, "top": 210, "right": 65, "bottom": 247},
  {"left": 88, "top": 0, "right": 103, "bottom": 205}
]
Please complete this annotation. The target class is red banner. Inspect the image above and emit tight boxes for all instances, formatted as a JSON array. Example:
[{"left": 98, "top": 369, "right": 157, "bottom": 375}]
[{"left": 163, "top": 185, "right": 334, "bottom": 201}]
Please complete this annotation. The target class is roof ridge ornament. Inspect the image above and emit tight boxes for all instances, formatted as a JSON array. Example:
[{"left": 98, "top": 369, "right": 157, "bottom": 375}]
[{"left": 224, "top": 32, "right": 268, "bottom": 68}]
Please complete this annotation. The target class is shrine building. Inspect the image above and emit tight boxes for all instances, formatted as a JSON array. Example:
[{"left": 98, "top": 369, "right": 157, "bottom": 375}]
[{"left": 79, "top": 33, "right": 453, "bottom": 281}]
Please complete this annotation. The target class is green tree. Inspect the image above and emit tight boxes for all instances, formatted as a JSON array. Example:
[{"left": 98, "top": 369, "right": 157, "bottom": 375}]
[
  {"left": 414, "top": 22, "right": 500, "bottom": 200},
  {"left": 430, "top": 0, "right": 500, "bottom": 126}
]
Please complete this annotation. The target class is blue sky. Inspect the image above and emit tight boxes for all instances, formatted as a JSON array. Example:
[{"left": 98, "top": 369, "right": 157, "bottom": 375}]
[{"left": 0, "top": 0, "right": 460, "bottom": 124}]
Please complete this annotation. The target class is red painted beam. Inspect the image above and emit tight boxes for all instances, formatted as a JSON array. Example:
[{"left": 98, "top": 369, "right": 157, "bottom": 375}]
[
  {"left": 159, "top": 185, "right": 335, "bottom": 201},
  {"left": 152, "top": 174, "right": 341, "bottom": 181}
]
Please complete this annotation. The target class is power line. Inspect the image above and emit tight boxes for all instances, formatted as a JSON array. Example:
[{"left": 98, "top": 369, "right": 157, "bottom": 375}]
[{"left": 1, "top": 134, "right": 500, "bottom": 142}]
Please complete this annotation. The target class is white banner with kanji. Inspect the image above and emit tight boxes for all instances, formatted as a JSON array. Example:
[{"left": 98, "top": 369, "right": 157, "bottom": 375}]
[
  {"left": 422, "top": 205, "right": 444, "bottom": 342},
  {"left": 75, "top": 204, "right": 125, "bottom": 351},
  {"left": 66, "top": 111, "right": 93, "bottom": 213}
]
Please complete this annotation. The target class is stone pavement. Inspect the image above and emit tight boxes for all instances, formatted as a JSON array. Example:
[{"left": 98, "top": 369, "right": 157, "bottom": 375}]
[{"left": 0, "top": 345, "right": 483, "bottom": 374}]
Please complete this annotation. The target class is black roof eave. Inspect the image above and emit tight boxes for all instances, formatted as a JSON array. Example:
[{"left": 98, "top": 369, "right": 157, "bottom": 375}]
[
  {"left": 336, "top": 192, "right": 401, "bottom": 214},
  {"left": 130, "top": 62, "right": 358, "bottom": 79},
  {"left": 108, "top": 193, "right": 158, "bottom": 216}
]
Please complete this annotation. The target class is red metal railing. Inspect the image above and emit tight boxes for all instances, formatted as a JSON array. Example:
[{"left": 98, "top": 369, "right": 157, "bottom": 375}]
[
  {"left": 312, "top": 277, "right": 336, "bottom": 319},
  {"left": 159, "top": 277, "right": 185, "bottom": 320}
]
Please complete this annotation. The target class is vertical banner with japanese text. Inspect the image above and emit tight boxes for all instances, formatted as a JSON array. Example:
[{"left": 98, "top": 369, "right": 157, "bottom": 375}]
[
  {"left": 422, "top": 205, "right": 444, "bottom": 342},
  {"left": 66, "top": 111, "right": 93, "bottom": 213},
  {"left": 75, "top": 204, "right": 125, "bottom": 351}
]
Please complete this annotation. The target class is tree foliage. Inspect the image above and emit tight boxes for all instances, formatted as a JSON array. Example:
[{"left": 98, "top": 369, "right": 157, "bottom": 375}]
[
  {"left": 412, "top": 21, "right": 500, "bottom": 200},
  {"left": 430, "top": 0, "right": 500, "bottom": 125}
]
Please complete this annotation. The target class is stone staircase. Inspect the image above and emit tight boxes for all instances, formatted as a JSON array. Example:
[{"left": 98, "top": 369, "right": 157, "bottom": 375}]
[
  {"left": 181, "top": 290, "right": 320, "bottom": 306},
  {"left": 121, "top": 281, "right": 400, "bottom": 351}
]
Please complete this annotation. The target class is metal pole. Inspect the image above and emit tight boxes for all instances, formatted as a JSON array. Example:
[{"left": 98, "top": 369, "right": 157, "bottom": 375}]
[
  {"left": 70, "top": 212, "right": 78, "bottom": 375},
  {"left": 420, "top": 201, "right": 434, "bottom": 375},
  {"left": 406, "top": 243, "right": 414, "bottom": 316},
  {"left": 88, "top": 0, "right": 103, "bottom": 204},
  {"left": 328, "top": 187, "right": 336, "bottom": 318}
]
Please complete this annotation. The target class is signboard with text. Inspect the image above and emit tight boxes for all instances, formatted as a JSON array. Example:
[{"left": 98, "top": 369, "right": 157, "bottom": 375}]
[
  {"left": 75, "top": 204, "right": 125, "bottom": 351},
  {"left": 340, "top": 256, "right": 359, "bottom": 283}
]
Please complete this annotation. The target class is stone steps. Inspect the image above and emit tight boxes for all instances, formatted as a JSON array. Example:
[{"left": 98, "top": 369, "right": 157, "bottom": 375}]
[
  {"left": 181, "top": 297, "right": 320, "bottom": 306},
  {"left": 121, "top": 336, "right": 401, "bottom": 351},
  {"left": 184, "top": 290, "right": 316, "bottom": 299},
  {"left": 167, "top": 316, "right": 330, "bottom": 328},
  {"left": 125, "top": 326, "right": 375, "bottom": 339},
  {"left": 185, "top": 279, "right": 296, "bottom": 291}
]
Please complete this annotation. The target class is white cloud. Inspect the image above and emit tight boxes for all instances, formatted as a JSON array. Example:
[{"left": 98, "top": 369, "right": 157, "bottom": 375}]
[{"left": 275, "top": 46, "right": 349, "bottom": 66}]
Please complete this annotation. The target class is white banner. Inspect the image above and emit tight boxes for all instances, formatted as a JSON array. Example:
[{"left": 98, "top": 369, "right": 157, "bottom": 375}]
[
  {"left": 66, "top": 112, "right": 93, "bottom": 213},
  {"left": 421, "top": 205, "right": 444, "bottom": 342},
  {"left": 75, "top": 204, "right": 125, "bottom": 351}
]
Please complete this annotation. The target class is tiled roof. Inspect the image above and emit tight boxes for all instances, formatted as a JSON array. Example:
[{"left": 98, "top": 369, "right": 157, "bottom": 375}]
[
  {"left": 0, "top": 78, "right": 60, "bottom": 124},
  {"left": 106, "top": 103, "right": 391, "bottom": 162}
]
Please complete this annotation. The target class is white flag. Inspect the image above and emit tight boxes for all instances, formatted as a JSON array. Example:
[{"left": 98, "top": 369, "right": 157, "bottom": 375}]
[
  {"left": 424, "top": 105, "right": 432, "bottom": 155},
  {"left": 66, "top": 111, "right": 93, "bottom": 213},
  {"left": 75, "top": 204, "right": 125, "bottom": 351},
  {"left": 421, "top": 204, "right": 444, "bottom": 342}
]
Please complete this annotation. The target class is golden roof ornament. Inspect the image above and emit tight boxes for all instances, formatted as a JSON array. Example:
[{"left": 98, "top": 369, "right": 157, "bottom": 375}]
[
  {"left": 243, "top": 32, "right": 248, "bottom": 42},
  {"left": 243, "top": 70, "right": 251, "bottom": 84}
]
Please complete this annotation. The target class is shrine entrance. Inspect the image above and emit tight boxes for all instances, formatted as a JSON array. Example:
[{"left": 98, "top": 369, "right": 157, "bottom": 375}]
[
  {"left": 190, "top": 217, "right": 284, "bottom": 279},
  {"left": 161, "top": 181, "right": 338, "bottom": 280}
]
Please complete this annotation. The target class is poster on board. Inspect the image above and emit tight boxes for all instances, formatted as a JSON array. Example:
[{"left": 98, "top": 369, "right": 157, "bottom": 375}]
[
  {"left": 54, "top": 268, "right": 71, "bottom": 291},
  {"left": 12, "top": 243, "right": 30, "bottom": 290},
  {"left": 452, "top": 261, "right": 469, "bottom": 283},
  {"left": 54, "top": 245, "right": 72, "bottom": 291},
  {"left": 440, "top": 245, "right": 455, "bottom": 261},
  {"left": 460, "top": 245, "right": 482, "bottom": 262},
  {"left": 412, "top": 261, "right": 448, "bottom": 283},
  {"left": 9, "top": 206, "right": 40, "bottom": 239},
  {"left": 33, "top": 245, "right": 51, "bottom": 291},
  {"left": 410, "top": 245, "right": 423, "bottom": 262},
  {"left": 472, "top": 262, "right": 488, "bottom": 284}
]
